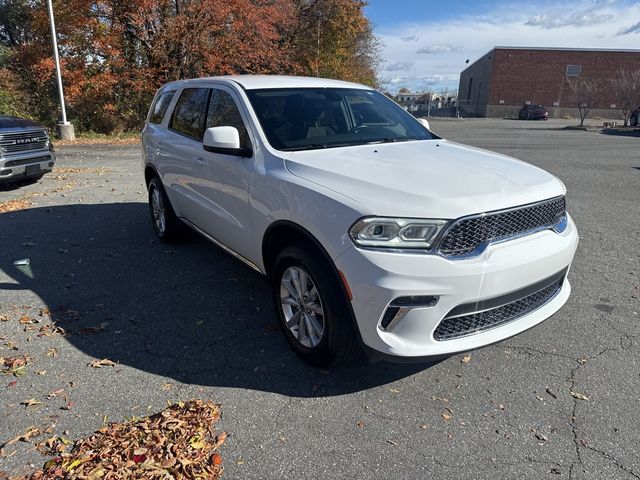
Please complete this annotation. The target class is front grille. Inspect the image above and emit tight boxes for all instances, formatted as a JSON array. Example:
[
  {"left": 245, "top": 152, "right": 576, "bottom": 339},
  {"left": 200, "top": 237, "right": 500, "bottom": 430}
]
[
  {"left": 0, "top": 130, "right": 48, "bottom": 155},
  {"left": 4, "top": 155, "right": 51, "bottom": 168},
  {"left": 433, "top": 274, "right": 564, "bottom": 341},
  {"left": 437, "top": 196, "right": 566, "bottom": 257}
]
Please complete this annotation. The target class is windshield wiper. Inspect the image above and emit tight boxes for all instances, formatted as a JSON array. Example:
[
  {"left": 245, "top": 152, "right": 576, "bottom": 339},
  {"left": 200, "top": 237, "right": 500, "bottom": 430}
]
[
  {"left": 362, "top": 138, "right": 412, "bottom": 145},
  {"left": 282, "top": 143, "right": 329, "bottom": 151}
]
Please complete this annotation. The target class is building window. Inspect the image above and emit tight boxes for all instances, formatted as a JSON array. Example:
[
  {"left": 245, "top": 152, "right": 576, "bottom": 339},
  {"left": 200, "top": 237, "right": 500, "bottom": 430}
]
[{"left": 566, "top": 65, "right": 581, "bottom": 77}]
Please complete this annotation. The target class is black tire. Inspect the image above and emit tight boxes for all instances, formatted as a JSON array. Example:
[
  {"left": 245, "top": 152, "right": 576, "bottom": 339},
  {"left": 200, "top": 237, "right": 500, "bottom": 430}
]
[
  {"left": 272, "top": 245, "right": 360, "bottom": 367},
  {"left": 148, "top": 176, "right": 182, "bottom": 242},
  {"left": 631, "top": 115, "right": 638, "bottom": 127}
]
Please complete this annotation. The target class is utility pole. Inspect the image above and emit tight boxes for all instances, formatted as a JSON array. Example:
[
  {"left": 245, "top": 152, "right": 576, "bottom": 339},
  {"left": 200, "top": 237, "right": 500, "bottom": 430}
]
[{"left": 46, "top": 0, "right": 75, "bottom": 140}]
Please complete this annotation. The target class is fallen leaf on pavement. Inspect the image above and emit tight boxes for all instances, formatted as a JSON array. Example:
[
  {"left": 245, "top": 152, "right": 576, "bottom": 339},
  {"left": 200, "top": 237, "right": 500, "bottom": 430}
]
[
  {"left": 46, "top": 389, "right": 65, "bottom": 399},
  {"left": 535, "top": 432, "right": 548, "bottom": 442},
  {"left": 461, "top": 354, "right": 471, "bottom": 364},
  {"left": 0, "top": 426, "right": 41, "bottom": 453},
  {"left": 1, "top": 355, "right": 31, "bottom": 376},
  {"left": 570, "top": 390, "right": 589, "bottom": 401},
  {"left": 88, "top": 358, "right": 117, "bottom": 368},
  {"left": 21, "top": 398, "right": 42, "bottom": 408}
]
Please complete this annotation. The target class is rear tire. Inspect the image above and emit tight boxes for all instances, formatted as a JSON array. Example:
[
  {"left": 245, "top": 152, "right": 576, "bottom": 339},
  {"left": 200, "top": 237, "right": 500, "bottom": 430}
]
[
  {"left": 148, "top": 176, "right": 182, "bottom": 242},
  {"left": 272, "top": 245, "right": 359, "bottom": 367},
  {"left": 631, "top": 115, "right": 638, "bottom": 127}
]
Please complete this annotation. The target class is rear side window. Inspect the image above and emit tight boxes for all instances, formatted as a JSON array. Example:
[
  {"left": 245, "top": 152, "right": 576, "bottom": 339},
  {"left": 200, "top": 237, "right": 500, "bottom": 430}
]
[
  {"left": 206, "top": 90, "right": 251, "bottom": 149},
  {"left": 170, "top": 88, "right": 210, "bottom": 139},
  {"left": 148, "top": 90, "right": 175, "bottom": 124}
]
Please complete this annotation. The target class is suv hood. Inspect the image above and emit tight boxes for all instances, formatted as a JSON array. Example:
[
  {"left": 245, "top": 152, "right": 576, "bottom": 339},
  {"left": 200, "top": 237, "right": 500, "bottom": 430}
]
[{"left": 283, "top": 139, "right": 565, "bottom": 219}]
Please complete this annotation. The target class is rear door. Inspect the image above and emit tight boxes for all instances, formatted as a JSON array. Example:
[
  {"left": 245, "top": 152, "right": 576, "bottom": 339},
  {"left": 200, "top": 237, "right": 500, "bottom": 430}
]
[{"left": 161, "top": 87, "right": 212, "bottom": 221}]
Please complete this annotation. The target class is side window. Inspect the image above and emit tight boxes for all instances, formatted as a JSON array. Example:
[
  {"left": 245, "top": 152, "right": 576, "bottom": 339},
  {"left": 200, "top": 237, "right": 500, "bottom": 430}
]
[
  {"left": 170, "top": 88, "right": 210, "bottom": 139},
  {"left": 206, "top": 90, "right": 251, "bottom": 149},
  {"left": 148, "top": 90, "right": 175, "bottom": 124}
]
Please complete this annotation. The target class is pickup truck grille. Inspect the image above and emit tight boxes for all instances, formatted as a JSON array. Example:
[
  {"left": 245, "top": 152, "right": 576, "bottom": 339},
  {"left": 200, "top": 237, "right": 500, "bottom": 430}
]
[
  {"left": 0, "top": 130, "right": 49, "bottom": 155},
  {"left": 437, "top": 196, "right": 566, "bottom": 257}
]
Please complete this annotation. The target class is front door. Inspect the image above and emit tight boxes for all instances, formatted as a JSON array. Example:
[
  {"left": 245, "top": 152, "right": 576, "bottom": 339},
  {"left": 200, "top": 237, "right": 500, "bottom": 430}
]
[{"left": 193, "top": 86, "right": 256, "bottom": 260}]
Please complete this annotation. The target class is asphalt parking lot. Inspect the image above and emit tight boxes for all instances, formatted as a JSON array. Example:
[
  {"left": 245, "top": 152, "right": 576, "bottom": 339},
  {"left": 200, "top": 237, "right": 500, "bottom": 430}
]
[{"left": 1, "top": 118, "right": 639, "bottom": 479}]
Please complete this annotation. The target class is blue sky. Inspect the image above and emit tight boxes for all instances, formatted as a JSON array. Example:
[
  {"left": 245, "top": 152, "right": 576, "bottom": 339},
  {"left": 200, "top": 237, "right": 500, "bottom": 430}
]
[{"left": 365, "top": 0, "right": 640, "bottom": 94}]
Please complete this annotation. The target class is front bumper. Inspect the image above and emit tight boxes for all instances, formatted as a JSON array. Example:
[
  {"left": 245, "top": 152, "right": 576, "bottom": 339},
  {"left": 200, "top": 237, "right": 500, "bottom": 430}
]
[
  {"left": 0, "top": 151, "right": 55, "bottom": 182},
  {"left": 335, "top": 214, "right": 579, "bottom": 359}
]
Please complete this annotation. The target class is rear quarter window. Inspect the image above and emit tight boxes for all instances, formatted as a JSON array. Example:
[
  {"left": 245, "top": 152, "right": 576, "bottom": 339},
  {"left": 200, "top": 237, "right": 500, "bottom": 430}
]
[{"left": 148, "top": 90, "right": 176, "bottom": 124}]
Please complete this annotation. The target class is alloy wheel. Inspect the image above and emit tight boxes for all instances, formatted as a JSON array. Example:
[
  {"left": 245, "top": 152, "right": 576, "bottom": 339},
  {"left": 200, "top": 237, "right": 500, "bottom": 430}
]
[
  {"left": 280, "top": 266, "right": 325, "bottom": 348},
  {"left": 151, "top": 187, "right": 166, "bottom": 235}
]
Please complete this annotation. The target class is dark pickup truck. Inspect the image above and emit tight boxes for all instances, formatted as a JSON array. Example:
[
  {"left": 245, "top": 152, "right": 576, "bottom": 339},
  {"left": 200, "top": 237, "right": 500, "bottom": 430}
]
[{"left": 0, "top": 115, "right": 55, "bottom": 184}]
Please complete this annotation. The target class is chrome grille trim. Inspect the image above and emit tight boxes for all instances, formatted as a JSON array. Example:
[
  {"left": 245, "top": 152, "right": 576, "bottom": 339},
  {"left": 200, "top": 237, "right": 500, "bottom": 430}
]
[
  {"left": 433, "top": 270, "right": 566, "bottom": 341},
  {"left": 436, "top": 196, "right": 566, "bottom": 258},
  {"left": 0, "top": 130, "right": 49, "bottom": 155}
]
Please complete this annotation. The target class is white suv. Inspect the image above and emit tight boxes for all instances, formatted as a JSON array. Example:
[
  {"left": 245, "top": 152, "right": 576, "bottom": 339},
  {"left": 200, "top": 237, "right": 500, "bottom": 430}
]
[{"left": 141, "top": 75, "right": 578, "bottom": 366}]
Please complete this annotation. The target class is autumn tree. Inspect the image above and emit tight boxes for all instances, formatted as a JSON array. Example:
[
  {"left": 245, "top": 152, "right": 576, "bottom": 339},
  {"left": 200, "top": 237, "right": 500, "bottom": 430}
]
[
  {"left": 566, "top": 76, "right": 603, "bottom": 127},
  {"left": 0, "top": 0, "right": 381, "bottom": 133},
  {"left": 609, "top": 68, "right": 640, "bottom": 126},
  {"left": 288, "top": 0, "right": 381, "bottom": 86}
]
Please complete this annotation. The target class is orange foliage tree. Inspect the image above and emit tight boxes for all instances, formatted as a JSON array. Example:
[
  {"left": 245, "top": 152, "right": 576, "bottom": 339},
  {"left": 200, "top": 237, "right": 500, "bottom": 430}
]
[{"left": 0, "top": 0, "right": 380, "bottom": 133}]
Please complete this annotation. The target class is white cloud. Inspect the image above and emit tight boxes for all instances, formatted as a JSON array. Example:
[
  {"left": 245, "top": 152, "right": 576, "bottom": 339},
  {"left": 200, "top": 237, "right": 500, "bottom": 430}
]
[
  {"left": 400, "top": 35, "right": 419, "bottom": 42},
  {"left": 416, "top": 44, "right": 463, "bottom": 54},
  {"left": 376, "top": 0, "right": 640, "bottom": 93},
  {"left": 383, "top": 61, "right": 414, "bottom": 71},
  {"left": 525, "top": 9, "right": 613, "bottom": 28}
]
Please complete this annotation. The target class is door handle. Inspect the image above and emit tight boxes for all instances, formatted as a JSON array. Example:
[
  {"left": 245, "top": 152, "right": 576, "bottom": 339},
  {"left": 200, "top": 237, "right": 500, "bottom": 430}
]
[{"left": 196, "top": 157, "right": 205, "bottom": 165}]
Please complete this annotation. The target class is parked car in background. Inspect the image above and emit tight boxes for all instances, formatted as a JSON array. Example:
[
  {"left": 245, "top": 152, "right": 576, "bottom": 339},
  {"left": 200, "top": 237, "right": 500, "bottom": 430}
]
[
  {"left": 142, "top": 75, "right": 578, "bottom": 366},
  {"left": 0, "top": 115, "right": 55, "bottom": 184},
  {"left": 519, "top": 104, "right": 549, "bottom": 120},
  {"left": 629, "top": 107, "right": 639, "bottom": 127}
]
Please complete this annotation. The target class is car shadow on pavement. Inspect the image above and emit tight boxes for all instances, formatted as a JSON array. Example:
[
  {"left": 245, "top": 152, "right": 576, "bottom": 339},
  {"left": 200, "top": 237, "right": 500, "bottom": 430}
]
[{"left": 0, "top": 203, "right": 431, "bottom": 397}]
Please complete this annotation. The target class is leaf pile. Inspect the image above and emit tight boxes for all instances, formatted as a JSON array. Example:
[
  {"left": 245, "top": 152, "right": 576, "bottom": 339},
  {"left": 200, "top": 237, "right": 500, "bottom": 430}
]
[
  {"left": 14, "top": 400, "right": 226, "bottom": 480},
  {"left": 0, "top": 199, "right": 31, "bottom": 214}
]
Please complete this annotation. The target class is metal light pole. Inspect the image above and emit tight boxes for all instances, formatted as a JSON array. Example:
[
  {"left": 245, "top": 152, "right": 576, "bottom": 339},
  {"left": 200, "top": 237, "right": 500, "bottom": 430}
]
[{"left": 46, "top": 0, "right": 75, "bottom": 140}]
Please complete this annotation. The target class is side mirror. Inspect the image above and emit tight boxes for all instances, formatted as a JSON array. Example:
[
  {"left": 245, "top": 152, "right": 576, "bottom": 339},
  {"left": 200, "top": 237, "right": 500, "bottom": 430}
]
[
  {"left": 203, "top": 126, "right": 252, "bottom": 157},
  {"left": 417, "top": 118, "right": 430, "bottom": 130}
]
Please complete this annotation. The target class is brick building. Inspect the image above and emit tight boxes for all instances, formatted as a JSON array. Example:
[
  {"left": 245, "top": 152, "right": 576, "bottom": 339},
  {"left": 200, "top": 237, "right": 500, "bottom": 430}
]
[{"left": 458, "top": 46, "right": 640, "bottom": 119}]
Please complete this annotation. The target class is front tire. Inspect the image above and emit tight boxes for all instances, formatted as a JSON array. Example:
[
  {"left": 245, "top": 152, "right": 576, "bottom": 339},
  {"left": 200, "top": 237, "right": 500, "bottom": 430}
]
[
  {"left": 631, "top": 115, "right": 639, "bottom": 127},
  {"left": 272, "top": 246, "right": 359, "bottom": 367},
  {"left": 148, "top": 177, "right": 181, "bottom": 242}
]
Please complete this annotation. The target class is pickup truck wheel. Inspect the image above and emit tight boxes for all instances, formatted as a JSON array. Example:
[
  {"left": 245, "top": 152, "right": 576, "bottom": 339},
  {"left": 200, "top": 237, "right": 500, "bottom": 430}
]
[
  {"left": 273, "top": 246, "right": 359, "bottom": 367},
  {"left": 148, "top": 177, "right": 181, "bottom": 242}
]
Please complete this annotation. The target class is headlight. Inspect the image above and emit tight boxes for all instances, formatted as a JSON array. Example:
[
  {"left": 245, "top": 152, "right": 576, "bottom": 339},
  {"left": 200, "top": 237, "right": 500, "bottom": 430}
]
[{"left": 349, "top": 217, "right": 448, "bottom": 249}]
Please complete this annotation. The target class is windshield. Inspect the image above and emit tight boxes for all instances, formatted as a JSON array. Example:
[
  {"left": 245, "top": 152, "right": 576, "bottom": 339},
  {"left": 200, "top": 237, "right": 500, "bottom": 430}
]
[{"left": 246, "top": 88, "right": 437, "bottom": 151}]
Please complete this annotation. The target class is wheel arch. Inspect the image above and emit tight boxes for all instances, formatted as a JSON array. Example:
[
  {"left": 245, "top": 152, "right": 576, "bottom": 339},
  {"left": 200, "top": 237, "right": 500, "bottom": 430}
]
[
  {"left": 262, "top": 220, "right": 334, "bottom": 278},
  {"left": 262, "top": 219, "right": 365, "bottom": 353},
  {"left": 144, "top": 164, "right": 160, "bottom": 188}
]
